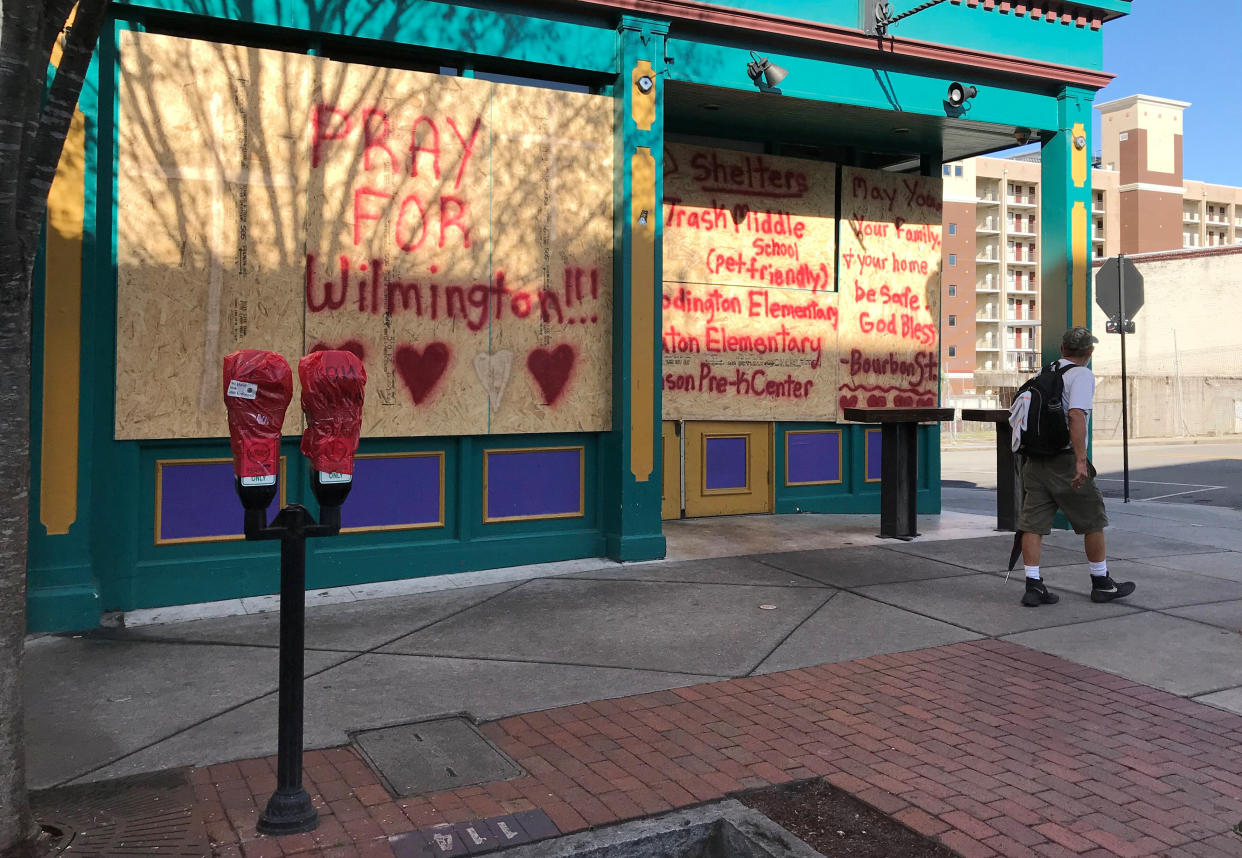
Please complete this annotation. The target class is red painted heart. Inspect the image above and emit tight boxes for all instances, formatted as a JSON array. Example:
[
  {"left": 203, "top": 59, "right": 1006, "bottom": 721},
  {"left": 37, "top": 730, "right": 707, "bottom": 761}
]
[
  {"left": 894, "top": 394, "right": 914, "bottom": 407},
  {"left": 310, "top": 339, "right": 366, "bottom": 363},
  {"left": 917, "top": 396, "right": 937, "bottom": 407},
  {"left": 867, "top": 394, "right": 888, "bottom": 407},
  {"left": 839, "top": 394, "right": 859, "bottom": 410},
  {"left": 527, "top": 344, "right": 575, "bottom": 406},
  {"left": 395, "top": 343, "right": 450, "bottom": 405}
]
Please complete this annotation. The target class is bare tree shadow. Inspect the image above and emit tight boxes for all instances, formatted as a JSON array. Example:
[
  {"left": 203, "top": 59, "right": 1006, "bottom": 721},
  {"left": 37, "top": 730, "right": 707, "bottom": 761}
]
[{"left": 111, "top": 1, "right": 612, "bottom": 441}]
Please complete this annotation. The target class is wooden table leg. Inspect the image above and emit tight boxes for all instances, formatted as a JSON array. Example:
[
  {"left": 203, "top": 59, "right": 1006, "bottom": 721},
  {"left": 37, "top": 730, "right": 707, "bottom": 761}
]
[{"left": 879, "top": 422, "right": 919, "bottom": 539}]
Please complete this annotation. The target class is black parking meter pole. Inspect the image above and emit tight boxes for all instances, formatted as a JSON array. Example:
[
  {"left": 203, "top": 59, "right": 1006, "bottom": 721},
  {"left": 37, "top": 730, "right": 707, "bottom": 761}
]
[
  {"left": 240, "top": 480, "right": 345, "bottom": 837},
  {"left": 259, "top": 505, "right": 317, "bottom": 836}
]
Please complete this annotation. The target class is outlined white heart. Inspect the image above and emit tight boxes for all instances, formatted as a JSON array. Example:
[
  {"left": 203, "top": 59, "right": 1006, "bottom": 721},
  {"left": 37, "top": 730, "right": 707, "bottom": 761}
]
[{"left": 473, "top": 350, "right": 513, "bottom": 412}]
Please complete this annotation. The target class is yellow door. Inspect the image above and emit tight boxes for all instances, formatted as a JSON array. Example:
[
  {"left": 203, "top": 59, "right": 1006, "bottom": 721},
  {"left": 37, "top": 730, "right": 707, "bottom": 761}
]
[
  {"left": 683, "top": 421, "right": 772, "bottom": 518},
  {"left": 661, "top": 421, "right": 681, "bottom": 520}
]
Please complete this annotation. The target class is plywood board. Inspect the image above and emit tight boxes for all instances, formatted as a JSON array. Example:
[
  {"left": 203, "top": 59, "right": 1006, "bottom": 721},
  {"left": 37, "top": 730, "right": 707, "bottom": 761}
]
[
  {"left": 663, "top": 143, "right": 836, "bottom": 292},
  {"left": 662, "top": 144, "right": 838, "bottom": 421},
  {"left": 301, "top": 61, "right": 495, "bottom": 436},
  {"left": 115, "top": 32, "right": 613, "bottom": 439},
  {"left": 661, "top": 283, "right": 839, "bottom": 421},
  {"left": 486, "top": 84, "right": 613, "bottom": 434},
  {"left": 116, "top": 32, "right": 309, "bottom": 439},
  {"left": 836, "top": 167, "right": 942, "bottom": 412}
]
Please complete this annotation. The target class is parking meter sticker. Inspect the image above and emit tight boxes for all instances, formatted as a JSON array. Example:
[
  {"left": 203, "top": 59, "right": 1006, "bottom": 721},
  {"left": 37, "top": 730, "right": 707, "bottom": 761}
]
[
  {"left": 226, "top": 379, "right": 258, "bottom": 399},
  {"left": 240, "top": 440, "right": 279, "bottom": 477}
]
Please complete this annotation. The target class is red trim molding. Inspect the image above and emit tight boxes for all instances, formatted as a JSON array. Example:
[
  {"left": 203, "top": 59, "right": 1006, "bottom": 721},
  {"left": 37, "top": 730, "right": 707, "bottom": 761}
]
[{"left": 568, "top": 0, "right": 1114, "bottom": 89}]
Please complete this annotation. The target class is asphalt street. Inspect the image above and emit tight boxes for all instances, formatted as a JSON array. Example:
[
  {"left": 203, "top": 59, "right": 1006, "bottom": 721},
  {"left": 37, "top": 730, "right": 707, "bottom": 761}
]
[{"left": 941, "top": 438, "right": 1242, "bottom": 510}]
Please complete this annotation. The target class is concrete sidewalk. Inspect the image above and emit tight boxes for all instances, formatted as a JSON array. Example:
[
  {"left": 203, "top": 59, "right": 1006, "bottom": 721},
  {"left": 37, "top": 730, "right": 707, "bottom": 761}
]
[{"left": 22, "top": 493, "right": 1242, "bottom": 856}]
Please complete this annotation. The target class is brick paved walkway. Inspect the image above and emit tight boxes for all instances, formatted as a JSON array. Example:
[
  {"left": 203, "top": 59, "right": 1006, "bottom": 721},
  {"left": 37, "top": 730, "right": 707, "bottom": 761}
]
[{"left": 196, "top": 640, "right": 1242, "bottom": 858}]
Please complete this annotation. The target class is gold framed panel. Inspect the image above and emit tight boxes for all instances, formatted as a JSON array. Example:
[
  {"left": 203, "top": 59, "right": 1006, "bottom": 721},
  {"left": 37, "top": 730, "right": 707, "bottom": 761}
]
[
  {"left": 482, "top": 445, "right": 586, "bottom": 523},
  {"left": 661, "top": 421, "right": 682, "bottom": 521},
  {"left": 339, "top": 451, "right": 446, "bottom": 534},
  {"left": 154, "top": 456, "right": 287, "bottom": 545},
  {"left": 700, "top": 434, "right": 751, "bottom": 496},
  {"left": 784, "top": 429, "right": 844, "bottom": 487},
  {"left": 864, "top": 428, "right": 882, "bottom": 484}
]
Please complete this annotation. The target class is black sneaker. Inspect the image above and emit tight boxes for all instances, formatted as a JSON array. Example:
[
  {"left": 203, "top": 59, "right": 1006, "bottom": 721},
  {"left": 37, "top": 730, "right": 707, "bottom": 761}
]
[
  {"left": 1090, "top": 576, "right": 1136, "bottom": 603},
  {"left": 1021, "top": 578, "right": 1059, "bottom": 607}
]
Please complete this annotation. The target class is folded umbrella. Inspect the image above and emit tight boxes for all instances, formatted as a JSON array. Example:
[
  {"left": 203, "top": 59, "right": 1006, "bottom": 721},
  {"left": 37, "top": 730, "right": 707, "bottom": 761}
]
[{"left": 1008, "top": 530, "right": 1024, "bottom": 573}]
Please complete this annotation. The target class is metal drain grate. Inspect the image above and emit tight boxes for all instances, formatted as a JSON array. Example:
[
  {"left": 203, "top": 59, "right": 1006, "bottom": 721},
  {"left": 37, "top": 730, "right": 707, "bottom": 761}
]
[
  {"left": 353, "top": 717, "right": 523, "bottom": 797},
  {"left": 30, "top": 769, "right": 211, "bottom": 857}
]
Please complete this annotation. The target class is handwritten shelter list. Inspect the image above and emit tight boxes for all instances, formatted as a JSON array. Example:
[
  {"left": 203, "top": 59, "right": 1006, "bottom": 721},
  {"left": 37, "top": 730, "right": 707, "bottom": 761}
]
[{"left": 661, "top": 144, "right": 840, "bottom": 422}]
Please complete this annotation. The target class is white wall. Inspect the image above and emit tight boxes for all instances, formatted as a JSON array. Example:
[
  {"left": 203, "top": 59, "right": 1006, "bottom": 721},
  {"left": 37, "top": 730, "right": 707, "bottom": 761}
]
[{"left": 1090, "top": 248, "right": 1242, "bottom": 438}]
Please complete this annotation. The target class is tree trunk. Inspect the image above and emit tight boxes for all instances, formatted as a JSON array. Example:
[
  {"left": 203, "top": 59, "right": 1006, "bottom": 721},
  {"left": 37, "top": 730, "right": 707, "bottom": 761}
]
[
  {"left": 0, "top": 1, "right": 109, "bottom": 853},
  {"left": 0, "top": 259, "right": 35, "bottom": 858}
]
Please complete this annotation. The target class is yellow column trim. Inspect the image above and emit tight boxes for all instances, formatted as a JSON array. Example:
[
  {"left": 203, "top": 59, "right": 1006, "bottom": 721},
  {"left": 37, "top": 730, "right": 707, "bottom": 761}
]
[
  {"left": 41, "top": 109, "right": 86, "bottom": 535},
  {"left": 631, "top": 60, "right": 656, "bottom": 132},
  {"left": 630, "top": 147, "right": 656, "bottom": 482},
  {"left": 1071, "top": 121, "right": 1088, "bottom": 188},
  {"left": 1071, "top": 201, "right": 1088, "bottom": 328}
]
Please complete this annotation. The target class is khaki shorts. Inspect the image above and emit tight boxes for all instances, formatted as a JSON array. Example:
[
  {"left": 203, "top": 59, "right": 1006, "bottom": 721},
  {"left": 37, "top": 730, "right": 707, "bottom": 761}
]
[{"left": 1018, "top": 451, "right": 1109, "bottom": 535}]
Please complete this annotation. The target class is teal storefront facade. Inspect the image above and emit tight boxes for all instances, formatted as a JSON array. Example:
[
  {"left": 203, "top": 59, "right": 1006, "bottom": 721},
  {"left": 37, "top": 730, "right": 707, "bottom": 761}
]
[{"left": 28, "top": 0, "right": 1128, "bottom": 632}]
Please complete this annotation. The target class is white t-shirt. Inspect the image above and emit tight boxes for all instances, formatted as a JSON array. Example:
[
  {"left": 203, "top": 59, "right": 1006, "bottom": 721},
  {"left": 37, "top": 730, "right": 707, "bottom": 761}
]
[{"left": 1057, "top": 358, "right": 1095, "bottom": 415}]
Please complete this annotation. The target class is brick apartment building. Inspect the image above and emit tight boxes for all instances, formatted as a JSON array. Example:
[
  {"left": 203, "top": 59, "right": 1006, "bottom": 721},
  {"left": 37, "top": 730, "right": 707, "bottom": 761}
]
[{"left": 941, "top": 94, "right": 1242, "bottom": 406}]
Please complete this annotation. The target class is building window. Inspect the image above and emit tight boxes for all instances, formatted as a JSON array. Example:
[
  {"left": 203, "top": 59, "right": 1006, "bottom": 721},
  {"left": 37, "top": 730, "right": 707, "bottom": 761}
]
[
  {"left": 954, "top": 166, "right": 963, "bottom": 177},
  {"left": 949, "top": 315, "right": 957, "bottom": 326},
  {"left": 948, "top": 346, "right": 957, "bottom": 357},
  {"left": 948, "top": 223, "right": 957, "bottom": 235},
  {"left": 948, "top": 285, "right": 956, "bottom": 297},
  {"left": 949, "top": 254, "right": 957, "bottom": 266},
  {"left": 943, "top": 165, "right": 951, "bottom": 176}
]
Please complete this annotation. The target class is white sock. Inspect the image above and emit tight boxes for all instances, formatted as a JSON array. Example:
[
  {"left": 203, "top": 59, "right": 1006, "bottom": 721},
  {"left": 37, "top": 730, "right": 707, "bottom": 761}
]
[
  {"left": 1025, "top": 566, "right": 1041, "bottom": 581},
  {"left": 1089, "top": 561, "right": 1108, "bottom": 577}
]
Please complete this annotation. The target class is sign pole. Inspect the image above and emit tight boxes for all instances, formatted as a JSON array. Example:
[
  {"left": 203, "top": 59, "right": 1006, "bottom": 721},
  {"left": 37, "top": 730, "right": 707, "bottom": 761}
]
[{"left": 1118, "top": 255, "right": 1130, "bottom": 503}]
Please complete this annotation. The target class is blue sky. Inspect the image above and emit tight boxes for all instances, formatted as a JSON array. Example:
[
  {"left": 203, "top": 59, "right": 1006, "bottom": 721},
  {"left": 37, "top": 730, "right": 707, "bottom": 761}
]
[{"left": 1095, "top": 0, "right": 1242, "bottom": 185}]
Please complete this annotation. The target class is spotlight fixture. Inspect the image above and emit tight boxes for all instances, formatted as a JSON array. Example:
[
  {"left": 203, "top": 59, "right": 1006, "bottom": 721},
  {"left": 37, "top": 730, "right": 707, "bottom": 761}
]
[
  {"left": 746, "top": 51, "right": 788, "bottom": 92},
  {"left": 1013, "top": 126, "right": 1033, "bottom": 146},
  {"left": 946, "top": 82, "right": 976, "bottom": 108}
]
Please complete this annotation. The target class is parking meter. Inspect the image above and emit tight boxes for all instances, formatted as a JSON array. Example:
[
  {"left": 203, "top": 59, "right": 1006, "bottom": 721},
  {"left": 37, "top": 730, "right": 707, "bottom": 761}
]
[
  {"left": 298, "top": 349, "right": 366, "bottom": 512},
  {"left": 222, "top": 348, "right": 363, "bottom": 837},
  {"left": 223, "top": 349, "right": 292, "bottom": 512}
]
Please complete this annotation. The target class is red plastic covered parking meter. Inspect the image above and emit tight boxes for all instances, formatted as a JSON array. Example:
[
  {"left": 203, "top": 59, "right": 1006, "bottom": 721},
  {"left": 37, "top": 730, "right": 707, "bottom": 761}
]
[
  {"left": 298, "top": 349, "right": 366, "bottom": 509},
  {"left": 223, "top": 349, "right": 292, "bottom": 509}
]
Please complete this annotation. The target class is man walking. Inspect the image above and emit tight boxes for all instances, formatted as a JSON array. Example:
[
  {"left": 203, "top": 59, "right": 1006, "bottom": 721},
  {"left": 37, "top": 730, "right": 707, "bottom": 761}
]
[{"left": 1019, "top": 327, "right": 1135, "bottom": 607}]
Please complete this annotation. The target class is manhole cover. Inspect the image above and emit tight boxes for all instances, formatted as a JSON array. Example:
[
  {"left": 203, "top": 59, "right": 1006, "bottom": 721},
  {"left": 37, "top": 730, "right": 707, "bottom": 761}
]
[
  {"left": 29, "top": 769, "right": 210, "bottom": 856},
  {"left": 353, "top": 717, "right": 523, "bottom": 797}
]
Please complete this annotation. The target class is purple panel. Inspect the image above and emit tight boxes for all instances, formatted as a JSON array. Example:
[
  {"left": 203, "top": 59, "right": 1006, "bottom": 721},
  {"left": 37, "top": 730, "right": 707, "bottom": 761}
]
[
  {"left": 786, "top": 432, "right": 840, "bottom": 484},
  {"left": 704, "top": 436, "right": 748, "bottom": 490},
  {"left": 341, "top": 455, "right": 442, "bottom": 530},
  {"left": 865, "top": 430, "right": 883, "bottom": 481},
  {"left": 159, "top": 461, "right": 276, "bottom": 541},
  {"left": 487, "top": 449, "right": 581, "bottom": 520}
]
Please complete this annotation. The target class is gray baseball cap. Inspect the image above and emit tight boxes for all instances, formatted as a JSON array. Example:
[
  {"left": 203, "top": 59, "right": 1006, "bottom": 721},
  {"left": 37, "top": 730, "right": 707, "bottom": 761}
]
[{"left": 1062, "top": 326, "right": 1099, "bottom": 350}]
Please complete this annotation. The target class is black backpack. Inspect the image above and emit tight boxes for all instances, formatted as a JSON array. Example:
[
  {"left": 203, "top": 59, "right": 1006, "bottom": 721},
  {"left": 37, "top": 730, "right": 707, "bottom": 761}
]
[{"left": 1013, "top": 361, "right": 1074, "bottom": 457}]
